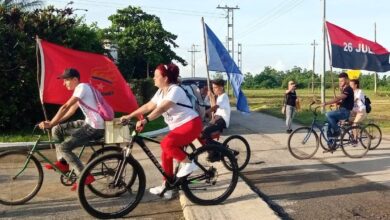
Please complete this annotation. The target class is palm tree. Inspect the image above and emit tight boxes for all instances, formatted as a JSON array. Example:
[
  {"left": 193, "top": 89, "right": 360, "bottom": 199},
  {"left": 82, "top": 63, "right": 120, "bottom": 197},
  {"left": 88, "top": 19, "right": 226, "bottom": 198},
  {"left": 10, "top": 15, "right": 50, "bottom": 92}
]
[{"left": 0, "top": 0, "right": 43, "bottom": 11}]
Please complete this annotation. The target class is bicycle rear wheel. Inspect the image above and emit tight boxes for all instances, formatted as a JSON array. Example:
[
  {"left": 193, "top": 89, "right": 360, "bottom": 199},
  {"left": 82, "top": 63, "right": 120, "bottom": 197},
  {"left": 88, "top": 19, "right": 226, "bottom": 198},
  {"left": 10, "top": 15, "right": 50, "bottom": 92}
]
[
  {"left": 78, "top": 153, "right": 145, "bottom": 219},
  {"left": 341, "top": 126, "right": 370, "bottom": 158},
  {"left": 287, "top": 127, "right": 319, "bottom": 159},
  {"left": 222, "top": 135, "right": 251, "bottom": 171},
  {"left": 182, "top": 144, "right": 238, "bottom": 205},
  {"left": 364, "top": 124, "right": 382, "bottom": 150},
  {"left": 0, "top": 150, "right": 43, "bottom": 205}
]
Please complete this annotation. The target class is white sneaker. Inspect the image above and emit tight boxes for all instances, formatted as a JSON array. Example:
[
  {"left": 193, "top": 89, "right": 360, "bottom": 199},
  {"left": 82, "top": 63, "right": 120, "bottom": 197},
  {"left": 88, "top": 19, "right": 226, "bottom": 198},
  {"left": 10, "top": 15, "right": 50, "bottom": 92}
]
[
  {"left": 149, "top": 184, "right": 174, "bottom": 199},
  {"left": 177, "top": 161, "right": 199, "bottom": 177}
]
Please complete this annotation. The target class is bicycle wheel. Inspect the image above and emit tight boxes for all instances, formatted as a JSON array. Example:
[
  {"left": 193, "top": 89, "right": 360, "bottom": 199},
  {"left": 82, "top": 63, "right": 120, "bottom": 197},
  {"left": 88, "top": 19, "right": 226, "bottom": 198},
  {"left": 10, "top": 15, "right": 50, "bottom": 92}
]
[
  {"left": 222, "top": 135, "right": 251, "bottom": 171},
  {"left": 341, "top": 126, "right": 370, "bottom": 158},
  {"left": 0, "top": 150, "right": 43, "bottom": 205},
  {"left": 364, "top": 124, "right": 382, "bottom": 150},
  {"left": 182, "top": 144, "right": 238, "bottom": 205},
  {"left": 87, "top": 145, "right": 122, "bottom": 163},
  {"left": 287, "top": 127, "right": 319, "bottom": 159},
  {"left": 78, "top": 153, "right": 145, "bottom": 219}
]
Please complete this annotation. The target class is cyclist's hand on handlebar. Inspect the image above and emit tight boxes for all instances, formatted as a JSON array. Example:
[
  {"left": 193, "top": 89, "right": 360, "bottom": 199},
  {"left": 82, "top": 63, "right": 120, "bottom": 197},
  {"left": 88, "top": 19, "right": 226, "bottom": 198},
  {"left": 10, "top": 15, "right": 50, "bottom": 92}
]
[
  {"left": 119, "top": 116, "right": 131, "bottom": 124},
  {"left": 38, "top": 121, "right": 51, "bottom": 129},
  {"left": 135, "top": 119, "right": 147, "bottom": 132}
]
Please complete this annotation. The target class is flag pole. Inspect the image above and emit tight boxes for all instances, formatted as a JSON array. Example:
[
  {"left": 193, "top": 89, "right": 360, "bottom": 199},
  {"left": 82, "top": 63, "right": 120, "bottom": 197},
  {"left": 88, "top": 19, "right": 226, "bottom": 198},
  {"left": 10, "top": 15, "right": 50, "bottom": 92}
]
[
  {"left": 321, "top": 0, "right": 326, "bottom": 112},
  {"left": 36, "top": 36, "right": 54, "bottom": 148},
  {"left": 201, "top": 17, "right": 211, "bottom": 91},
  {"left": 324, "top": 25, "right": 336, "bottom": 98}
]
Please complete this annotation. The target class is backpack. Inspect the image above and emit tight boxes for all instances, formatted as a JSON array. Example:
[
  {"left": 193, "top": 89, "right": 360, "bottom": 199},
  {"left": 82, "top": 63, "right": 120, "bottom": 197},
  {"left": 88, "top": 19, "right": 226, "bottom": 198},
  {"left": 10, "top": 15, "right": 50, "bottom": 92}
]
[
  {"left": 177, "top": 84, "right": 206, "bottom": 121},
  {"left": 363, "top": 95, "right": 372, "bottom": 113},
  {"left": 79, "top": 84, "right": 114, "bottom": 121}
]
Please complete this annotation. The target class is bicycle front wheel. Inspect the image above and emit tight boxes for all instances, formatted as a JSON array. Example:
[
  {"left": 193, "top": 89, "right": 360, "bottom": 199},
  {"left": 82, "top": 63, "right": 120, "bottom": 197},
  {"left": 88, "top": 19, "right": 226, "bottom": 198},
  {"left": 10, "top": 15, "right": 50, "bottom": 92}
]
[
  {"left": 182, "top": 144, "right": 238, "bottom": 205},
  {"left": 288, "top": 127, "right": 319, "bottom": 159},
  {"left": 78, "top": 153, "right": 146, "bottom": 219},
  {"left": 341, "top": 126, "right": 370, "bottom": 158},
  {"left": 364, "top": 124, "right": 382, "bottom": 150},
  {"left": 0, "top": 150, "right": 43, "bottom": 205},
  {"left": 222, "top": 135, "right": 251, "bottom": 171}
]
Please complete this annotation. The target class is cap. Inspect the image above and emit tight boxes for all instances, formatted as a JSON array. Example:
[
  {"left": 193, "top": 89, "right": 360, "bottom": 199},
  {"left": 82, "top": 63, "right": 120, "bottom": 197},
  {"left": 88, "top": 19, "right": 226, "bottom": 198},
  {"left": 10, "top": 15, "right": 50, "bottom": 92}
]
[{"left": 57, "top": 68, "right": 80, "bottom": 79}]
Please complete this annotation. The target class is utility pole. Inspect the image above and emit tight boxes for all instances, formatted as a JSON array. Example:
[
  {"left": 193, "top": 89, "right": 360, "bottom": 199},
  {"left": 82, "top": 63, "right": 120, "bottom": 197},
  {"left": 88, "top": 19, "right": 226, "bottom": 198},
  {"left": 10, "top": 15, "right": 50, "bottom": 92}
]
[
  {"left": 322, "top": 0, "right": 326, "bottom": 111},
  {"left": 237, "top": 43, "right": 242, "bottom": 71},
  {"left": 188, "top": 44, "right": 200, "bottom": 77},
  {"left": 374, "top": 22, "right": 377, "bottom": 94},
  {"left": 217, "top": 5, "right": 239, "bottom": 96},
  {"left": 311, "top": 40, "right": 318, "bottom": 93}
]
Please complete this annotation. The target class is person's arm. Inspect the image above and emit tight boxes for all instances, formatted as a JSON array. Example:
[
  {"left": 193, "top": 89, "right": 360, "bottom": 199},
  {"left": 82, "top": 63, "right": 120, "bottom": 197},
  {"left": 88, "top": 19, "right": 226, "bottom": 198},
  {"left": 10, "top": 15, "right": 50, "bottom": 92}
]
[
  {"left": 39, "top": 96, "right": 79, "bottom": 129},
  {"left": 137, "top": 100, "right": 174, "bottom": 128},
  {"left": 120, "top": 101, "right": 156, "bottom": 122}
]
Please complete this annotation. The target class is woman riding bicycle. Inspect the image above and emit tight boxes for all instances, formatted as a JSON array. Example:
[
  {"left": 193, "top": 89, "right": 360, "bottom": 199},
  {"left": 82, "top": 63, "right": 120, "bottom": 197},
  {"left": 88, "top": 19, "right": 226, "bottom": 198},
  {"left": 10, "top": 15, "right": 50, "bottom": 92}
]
[{"left": 120, "top": 63, "right": 202, "bottom": 199}]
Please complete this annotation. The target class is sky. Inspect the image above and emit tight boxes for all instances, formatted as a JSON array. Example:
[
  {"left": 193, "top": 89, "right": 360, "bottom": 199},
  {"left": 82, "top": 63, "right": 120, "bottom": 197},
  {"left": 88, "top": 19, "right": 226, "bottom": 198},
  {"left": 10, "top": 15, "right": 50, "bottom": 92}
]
[{"left": 47, "top": 0, "right": 390, "bottom": 78}]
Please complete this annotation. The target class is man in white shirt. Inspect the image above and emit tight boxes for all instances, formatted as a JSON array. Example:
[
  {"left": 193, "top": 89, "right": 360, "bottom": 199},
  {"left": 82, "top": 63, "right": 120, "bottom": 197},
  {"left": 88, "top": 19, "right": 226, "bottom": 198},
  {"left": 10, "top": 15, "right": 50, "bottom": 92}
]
[{"left": 38, "top": 68, "right": 102, "bottom": 191}]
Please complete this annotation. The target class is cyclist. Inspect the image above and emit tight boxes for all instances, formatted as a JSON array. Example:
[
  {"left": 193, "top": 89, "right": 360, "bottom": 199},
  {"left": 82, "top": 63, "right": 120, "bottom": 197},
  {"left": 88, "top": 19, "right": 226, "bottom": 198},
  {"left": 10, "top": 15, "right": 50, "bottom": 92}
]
[
  {"left": 321, "top": 72, "right": 354, "bottom": 137},
  {"left": 38, "top": 68, "right": 102, "bottom": 191},
  {"left": 120, "top": 63, "right": 202, "bottom": 199},
  {"left": 200, "top": 79, "right": 231, "bottom": 161}
]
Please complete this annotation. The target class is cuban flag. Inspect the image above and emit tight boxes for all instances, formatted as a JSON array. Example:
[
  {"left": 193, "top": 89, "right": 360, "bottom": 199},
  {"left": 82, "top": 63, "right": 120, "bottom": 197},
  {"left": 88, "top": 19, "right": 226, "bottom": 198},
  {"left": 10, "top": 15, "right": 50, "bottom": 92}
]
[
  {"left": 326, "top": 21, "right": 390, "bottom": 72},
  {"left": 203, "top": 22, "right": 250, "bottom": 113}
]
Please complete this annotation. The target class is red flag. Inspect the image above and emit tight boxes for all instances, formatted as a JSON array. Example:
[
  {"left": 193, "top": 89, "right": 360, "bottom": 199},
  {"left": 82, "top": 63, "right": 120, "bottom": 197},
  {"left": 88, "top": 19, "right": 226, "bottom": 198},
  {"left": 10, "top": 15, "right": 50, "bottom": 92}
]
[
  {"left": 37, "top": 39, "right": 138, "bottom": 113},
  {"left": 326, "top": 21, "right": 390, "bottom": 72}
]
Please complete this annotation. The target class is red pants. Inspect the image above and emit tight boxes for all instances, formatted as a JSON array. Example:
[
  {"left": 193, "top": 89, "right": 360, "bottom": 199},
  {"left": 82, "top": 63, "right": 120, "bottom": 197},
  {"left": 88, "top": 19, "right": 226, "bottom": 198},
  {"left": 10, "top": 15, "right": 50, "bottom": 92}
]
[{"left": 160, "top": 117, "right": 202, "bottom": 179}]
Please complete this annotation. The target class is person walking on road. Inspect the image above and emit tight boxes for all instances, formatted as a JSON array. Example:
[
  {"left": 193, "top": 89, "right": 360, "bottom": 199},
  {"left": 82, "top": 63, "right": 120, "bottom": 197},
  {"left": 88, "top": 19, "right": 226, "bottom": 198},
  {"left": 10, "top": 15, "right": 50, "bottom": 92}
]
[{"left": 284, "top": 80, "right": 300, "bottom": 133}]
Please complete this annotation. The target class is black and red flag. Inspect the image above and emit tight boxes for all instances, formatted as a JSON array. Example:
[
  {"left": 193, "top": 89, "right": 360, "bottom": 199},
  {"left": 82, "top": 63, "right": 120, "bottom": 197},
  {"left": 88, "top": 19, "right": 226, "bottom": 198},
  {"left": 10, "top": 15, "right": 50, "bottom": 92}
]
[{"left": 326, "top": 21, "right": 390, "bottom": 72}]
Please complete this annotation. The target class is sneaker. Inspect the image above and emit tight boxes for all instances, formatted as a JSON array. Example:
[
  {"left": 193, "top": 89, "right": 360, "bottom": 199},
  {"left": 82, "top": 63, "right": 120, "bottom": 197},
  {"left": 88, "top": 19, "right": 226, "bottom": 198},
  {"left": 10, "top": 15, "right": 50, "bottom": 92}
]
[
  {"left": 177, "top": 161, "right": 199, "bottom": 177},
  {"left": 71, "top": 174, "right": 95, "bottom": 191},
  {"left": 44, "top": 161, "right": 69, "bottom": 173},
  {"left": 149, "top": 184, "right": 174, "bottom": 199},
  {"left": 286, "top": 129, "right": 293, "bottom": 134}
]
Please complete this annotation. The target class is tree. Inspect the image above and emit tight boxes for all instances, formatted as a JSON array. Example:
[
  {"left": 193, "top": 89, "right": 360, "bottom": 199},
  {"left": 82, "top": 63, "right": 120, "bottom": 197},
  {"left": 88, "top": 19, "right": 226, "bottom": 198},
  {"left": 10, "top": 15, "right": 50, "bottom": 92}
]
[
  {"left": 103, "top": 6, "right": 186, "bottom": 79},
  {"left": 0, "top": 0, "right": 43, "bottom": 11},
  {"left": 0, "top": 5, "right": 105, "bottom": 131}
]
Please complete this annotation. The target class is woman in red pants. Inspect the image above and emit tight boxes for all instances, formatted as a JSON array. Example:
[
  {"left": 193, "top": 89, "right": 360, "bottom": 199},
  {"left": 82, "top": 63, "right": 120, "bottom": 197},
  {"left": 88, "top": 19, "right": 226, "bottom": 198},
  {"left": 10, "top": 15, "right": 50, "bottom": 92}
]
[{"left": 120, "top": 63, "right": 202, "bottom": 199}]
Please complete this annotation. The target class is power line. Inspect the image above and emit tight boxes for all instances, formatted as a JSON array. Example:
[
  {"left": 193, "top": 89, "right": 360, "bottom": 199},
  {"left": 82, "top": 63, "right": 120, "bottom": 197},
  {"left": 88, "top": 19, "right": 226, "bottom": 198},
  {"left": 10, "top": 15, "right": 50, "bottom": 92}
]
[
  {"left": 49, "top": 0, "right": 224, "bottom": 18},
  {"left": 188, "top": 44, "right": 200, "bottom": 77},
  {"left": 237, "top": 0, "right": 305, "bottom": 40}
]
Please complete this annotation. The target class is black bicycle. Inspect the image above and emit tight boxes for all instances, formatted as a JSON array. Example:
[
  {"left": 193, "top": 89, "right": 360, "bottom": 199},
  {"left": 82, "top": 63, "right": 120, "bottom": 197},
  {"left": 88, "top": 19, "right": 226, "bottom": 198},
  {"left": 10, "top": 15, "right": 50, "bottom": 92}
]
[
  {"left": 0, "top": 126, "right": 121, "bottom": 205},
  {"left": 77, "top": 121, "right": 239, "bottom": 219},
  {"left": 288, "top": 102, "right": 371, "bottom": 159}
]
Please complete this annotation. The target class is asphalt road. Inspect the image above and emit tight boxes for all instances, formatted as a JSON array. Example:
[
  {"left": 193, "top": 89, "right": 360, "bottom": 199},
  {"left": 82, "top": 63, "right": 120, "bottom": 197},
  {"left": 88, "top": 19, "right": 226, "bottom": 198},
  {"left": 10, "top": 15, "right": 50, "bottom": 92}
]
[{"left": 227, "top": 110, "right": 390, "bottom": 220}]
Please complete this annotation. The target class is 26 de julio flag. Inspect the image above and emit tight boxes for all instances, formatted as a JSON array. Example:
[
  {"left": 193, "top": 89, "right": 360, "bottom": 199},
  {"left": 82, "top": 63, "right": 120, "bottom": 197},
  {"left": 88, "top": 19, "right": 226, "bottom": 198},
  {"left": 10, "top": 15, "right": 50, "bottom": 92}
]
[
  {"left": 326, "top": 21, "right": 390, "bottom": 72},
  {"left": 37, "top": 39, "right": 138, "bottom": 113}
]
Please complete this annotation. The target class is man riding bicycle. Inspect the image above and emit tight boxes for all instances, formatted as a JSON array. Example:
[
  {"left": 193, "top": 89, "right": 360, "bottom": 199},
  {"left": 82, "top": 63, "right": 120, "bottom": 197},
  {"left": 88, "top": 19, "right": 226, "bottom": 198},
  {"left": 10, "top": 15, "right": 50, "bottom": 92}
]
[
  {"left": 321, "top": 72, "right": 354, "bottom": 137},
  {"left": 38, "top": 68, "right": 104, "bottom": 191}
]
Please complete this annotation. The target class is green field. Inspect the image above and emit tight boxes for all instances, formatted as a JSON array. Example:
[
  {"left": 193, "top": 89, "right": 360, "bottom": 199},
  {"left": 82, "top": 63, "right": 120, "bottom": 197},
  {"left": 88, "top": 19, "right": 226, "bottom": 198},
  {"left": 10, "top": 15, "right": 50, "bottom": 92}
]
[{"left": 241, "top": 88, "right": 390, "bottom": 134}]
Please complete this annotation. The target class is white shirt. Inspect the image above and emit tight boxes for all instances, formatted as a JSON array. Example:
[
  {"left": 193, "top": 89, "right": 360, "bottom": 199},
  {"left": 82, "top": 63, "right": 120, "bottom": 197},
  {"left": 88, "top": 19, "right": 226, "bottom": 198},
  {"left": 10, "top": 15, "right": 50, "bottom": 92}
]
[
  {"left": 215, "top": 93, "right": 231, "bottom": 128},
  {"left": 353, "top": 89, "right": 366, "bottom": 112},
  {"left": 151, "top": 84, "right": 198, "bottom": 130},
  {"left": 73, "top": 83, "right": 104, "bottom": 129}
]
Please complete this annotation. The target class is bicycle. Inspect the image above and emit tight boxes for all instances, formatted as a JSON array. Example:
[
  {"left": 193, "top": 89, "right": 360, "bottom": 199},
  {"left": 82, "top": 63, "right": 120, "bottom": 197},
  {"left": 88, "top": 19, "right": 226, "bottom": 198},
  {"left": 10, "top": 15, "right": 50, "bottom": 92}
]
[
  {"left": 197, "top": 131, "right": 251, "bottom": 171},
  {"left": 287, "top": 102, "right": 371, "bottom": 159},
  {"left": 77, "top": 121, "right": 239, "bottom": 219},
  {"left": 362, "top": 119, "right": 382, "bottom": 150},
  {"left": 0, "top": 126, "right": 122, "bottom": 205}
]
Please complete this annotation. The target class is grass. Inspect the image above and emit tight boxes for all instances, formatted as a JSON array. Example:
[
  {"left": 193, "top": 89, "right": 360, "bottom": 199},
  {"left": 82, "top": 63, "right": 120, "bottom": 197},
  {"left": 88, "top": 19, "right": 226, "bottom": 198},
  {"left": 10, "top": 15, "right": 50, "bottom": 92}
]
[{"left": 241, "top": 88, "right": 390, "bottom": 134}]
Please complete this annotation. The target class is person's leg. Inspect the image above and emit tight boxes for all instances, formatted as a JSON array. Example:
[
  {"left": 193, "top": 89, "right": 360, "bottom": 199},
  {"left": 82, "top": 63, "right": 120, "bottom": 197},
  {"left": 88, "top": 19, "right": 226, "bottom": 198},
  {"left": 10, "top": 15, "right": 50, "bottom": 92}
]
[
  {"left": 325, "top": 110, "right": 342, "bottom": 135},
  {"left": 286, "top": 105, "right": 295, "bottom": 131},
  {"left": 51, "top": 120, "right": 85, "bottom": 161},
  {"left": 59, "top": 124, "right": 104, "bottom": 175}
]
